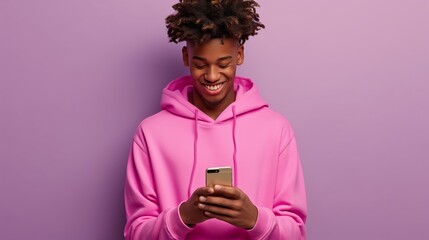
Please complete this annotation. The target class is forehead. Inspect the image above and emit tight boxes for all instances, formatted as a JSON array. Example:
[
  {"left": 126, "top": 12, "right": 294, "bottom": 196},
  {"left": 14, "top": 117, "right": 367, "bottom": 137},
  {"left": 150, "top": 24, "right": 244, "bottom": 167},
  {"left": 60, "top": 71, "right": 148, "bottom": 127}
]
[{"left": 187, "top": 38, "right": 239, "bottom": 59}]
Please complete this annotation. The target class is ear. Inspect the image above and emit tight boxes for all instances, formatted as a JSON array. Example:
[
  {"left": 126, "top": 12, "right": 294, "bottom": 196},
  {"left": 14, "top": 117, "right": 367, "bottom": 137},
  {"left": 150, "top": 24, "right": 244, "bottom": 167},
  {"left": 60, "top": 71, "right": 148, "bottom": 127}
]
[
  {"left": 237, "top": 44, "right": 244, "bottom": 65},
  {"left": 182, "top": 46, "right": 189, "bottom": 67}
]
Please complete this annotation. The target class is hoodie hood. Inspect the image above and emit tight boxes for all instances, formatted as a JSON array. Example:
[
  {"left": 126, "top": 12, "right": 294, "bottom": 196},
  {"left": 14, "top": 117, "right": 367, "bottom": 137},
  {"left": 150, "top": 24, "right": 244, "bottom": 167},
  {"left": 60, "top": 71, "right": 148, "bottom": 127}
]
[{"left": 161, "top": 75, "right": 268, "bottom": 122}]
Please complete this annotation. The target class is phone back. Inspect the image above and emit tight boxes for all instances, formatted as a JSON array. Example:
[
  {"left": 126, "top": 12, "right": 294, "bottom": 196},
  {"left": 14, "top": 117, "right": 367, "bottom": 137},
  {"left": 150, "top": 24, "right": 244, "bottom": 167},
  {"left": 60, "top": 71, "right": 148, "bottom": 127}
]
[{"left": 206, "top": 167, "right": 232, "bottom": 187}]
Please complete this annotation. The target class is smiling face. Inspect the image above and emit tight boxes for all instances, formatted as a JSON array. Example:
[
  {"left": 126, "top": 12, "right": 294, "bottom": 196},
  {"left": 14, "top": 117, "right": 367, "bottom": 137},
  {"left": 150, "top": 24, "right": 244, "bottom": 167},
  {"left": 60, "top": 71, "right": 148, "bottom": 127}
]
[{"left": 182, "top": 38, "right": 244, "bottom": 119}]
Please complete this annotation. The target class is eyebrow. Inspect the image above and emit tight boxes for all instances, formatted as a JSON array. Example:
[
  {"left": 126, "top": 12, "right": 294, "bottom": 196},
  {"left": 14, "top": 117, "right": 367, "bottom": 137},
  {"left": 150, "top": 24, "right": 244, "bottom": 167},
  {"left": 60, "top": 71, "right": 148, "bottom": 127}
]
[{"left": 192, "top": 56, "right": 233, "bottom": 62}]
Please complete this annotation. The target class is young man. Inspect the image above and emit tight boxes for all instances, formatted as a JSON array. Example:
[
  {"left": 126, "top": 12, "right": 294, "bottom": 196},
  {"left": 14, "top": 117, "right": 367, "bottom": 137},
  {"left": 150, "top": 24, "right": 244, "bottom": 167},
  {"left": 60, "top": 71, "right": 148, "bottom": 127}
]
[{"left": 124, "top": 1, "right": 307, "bottom": 239}]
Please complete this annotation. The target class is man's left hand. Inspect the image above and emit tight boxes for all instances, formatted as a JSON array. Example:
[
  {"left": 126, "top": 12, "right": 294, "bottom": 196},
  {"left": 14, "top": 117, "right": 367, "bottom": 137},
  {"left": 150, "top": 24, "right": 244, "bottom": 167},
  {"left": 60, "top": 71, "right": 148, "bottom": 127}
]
[{"left": 197, "top": 185, "right": 258, "bottom": 229}]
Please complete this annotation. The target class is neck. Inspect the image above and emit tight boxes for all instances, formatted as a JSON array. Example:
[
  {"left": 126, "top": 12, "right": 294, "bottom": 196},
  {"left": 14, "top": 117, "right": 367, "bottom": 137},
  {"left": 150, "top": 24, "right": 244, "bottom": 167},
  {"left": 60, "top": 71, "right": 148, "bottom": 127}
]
[{"left": 190, "top": 90, "right": 236, "bottom": 120}]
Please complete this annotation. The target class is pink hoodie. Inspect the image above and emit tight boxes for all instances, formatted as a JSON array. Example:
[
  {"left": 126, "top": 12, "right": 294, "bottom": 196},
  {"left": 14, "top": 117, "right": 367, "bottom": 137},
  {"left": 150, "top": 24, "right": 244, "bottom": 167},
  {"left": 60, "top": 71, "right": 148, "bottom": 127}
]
[{"left": 124, "top": 75, "right": 307, "bottom": 239}]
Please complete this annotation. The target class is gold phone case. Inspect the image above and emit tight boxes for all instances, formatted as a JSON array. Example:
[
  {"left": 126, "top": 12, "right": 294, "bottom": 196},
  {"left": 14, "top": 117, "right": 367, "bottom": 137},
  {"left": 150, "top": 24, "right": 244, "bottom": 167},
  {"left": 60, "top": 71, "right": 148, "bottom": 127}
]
[{"left": 206, "top": 167, "right": 232, "bottom": 187}]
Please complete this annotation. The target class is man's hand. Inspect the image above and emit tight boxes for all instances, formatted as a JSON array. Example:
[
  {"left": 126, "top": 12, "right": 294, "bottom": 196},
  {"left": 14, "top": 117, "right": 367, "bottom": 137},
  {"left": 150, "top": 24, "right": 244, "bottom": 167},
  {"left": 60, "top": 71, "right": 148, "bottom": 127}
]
[
  {"left": 179, "top": 187, "right": 214, "bottom": 226},
  {"left": 197, "top": 185, "right": 258, "bottom": 229}
]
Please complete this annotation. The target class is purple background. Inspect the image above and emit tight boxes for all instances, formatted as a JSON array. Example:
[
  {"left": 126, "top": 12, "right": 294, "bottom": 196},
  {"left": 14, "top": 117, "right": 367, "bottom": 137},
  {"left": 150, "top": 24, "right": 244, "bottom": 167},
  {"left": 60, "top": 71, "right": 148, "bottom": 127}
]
[{"left": 1, "top": 1, "right": 428, "bottom": 239}]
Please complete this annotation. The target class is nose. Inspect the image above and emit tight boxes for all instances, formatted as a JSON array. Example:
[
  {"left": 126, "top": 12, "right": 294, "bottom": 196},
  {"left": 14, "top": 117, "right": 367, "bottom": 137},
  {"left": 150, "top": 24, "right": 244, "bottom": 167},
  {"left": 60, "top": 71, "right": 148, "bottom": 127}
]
[{"left": 205, "top": 66, "right": 221, "bottom": 83}]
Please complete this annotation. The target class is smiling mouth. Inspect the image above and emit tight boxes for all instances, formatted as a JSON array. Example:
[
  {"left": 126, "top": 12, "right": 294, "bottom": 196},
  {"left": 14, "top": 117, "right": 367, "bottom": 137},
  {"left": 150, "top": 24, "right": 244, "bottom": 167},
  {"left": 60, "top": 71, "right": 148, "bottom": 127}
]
[{"left": 202, "top": 82, "right": 225, "bottom": 91}]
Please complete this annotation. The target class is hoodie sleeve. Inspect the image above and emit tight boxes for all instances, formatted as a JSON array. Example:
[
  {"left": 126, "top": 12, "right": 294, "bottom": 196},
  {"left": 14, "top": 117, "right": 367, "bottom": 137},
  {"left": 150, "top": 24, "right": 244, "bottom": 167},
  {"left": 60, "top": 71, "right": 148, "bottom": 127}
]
[
  {"left": 124, "top": 128, "right": 193, "bottom": 240},
  {"left": 247, "top": 125, "right": 307, "bottom": 240}
]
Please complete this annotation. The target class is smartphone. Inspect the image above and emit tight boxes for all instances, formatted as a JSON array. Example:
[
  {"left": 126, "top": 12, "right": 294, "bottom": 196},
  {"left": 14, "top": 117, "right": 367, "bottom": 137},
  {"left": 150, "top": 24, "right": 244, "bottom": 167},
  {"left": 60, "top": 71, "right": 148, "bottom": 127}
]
[{"left": 206, "top": 167, "right": 232, "bottom": 187}]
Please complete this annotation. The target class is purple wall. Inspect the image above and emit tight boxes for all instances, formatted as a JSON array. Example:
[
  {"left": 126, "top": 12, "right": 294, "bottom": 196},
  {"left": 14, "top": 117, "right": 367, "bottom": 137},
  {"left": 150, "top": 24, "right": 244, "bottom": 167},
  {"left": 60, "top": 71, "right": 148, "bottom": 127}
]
[{"left": 1, "top": 1, "right": 428, "bottom": 239}]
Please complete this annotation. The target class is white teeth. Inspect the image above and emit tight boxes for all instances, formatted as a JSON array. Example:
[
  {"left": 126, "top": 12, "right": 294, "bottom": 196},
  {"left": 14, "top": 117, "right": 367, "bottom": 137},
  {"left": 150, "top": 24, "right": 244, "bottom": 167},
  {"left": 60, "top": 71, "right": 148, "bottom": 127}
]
[{"left": 205, "top": 83, "right": 223, "bottom": 91}]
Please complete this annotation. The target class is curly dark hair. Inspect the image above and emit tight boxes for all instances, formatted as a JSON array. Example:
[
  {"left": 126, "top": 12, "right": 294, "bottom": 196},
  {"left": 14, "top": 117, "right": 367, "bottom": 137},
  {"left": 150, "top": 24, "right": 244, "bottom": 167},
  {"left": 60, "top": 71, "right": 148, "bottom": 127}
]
[{"left": 166, "top": 0, "right": 265, "bottom": 44}]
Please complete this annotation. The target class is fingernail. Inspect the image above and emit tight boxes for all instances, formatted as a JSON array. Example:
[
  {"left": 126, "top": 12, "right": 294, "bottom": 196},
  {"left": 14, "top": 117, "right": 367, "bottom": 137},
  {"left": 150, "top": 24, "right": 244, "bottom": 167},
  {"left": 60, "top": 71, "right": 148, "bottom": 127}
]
[
  {"left": 214, "top": 185, "right": 221, "bottom": 190},
  {"left": 199, "top": 196, "right": 206, "bottom": 202},
  {"left": 198, "top": 203, "right": 205, "bottom": 209}
]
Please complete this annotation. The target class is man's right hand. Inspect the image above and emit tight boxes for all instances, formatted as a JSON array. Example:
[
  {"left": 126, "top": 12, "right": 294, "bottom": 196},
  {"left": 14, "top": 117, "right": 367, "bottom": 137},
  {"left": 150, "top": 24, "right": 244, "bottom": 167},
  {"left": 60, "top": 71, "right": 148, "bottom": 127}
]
[{"left": 179, "top": 187, "right": 214, "bottom": 226}]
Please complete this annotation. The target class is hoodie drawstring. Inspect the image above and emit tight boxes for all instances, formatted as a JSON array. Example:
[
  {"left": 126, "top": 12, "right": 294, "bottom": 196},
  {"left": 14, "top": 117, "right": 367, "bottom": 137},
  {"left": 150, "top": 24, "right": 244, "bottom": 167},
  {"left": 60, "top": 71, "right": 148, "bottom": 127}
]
[
  {"left": 188, "top": 110, "right": 199, "bottom": 197},
  {"left": 232, "top": 106, "right": 238, "bottom": 187}
]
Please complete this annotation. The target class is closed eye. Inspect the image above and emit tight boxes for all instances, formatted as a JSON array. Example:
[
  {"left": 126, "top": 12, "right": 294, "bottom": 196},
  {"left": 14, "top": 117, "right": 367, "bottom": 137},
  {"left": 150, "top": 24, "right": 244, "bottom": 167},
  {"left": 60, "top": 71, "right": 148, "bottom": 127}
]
[
  {"left": 218, "top": 61, "right": 232, "bottom": 69},
  {"left": 193, "top": 64, "right": 207, "bottom": 69},
  {"left": 218, "top": 64, "right": 231, "bottom": 69}
]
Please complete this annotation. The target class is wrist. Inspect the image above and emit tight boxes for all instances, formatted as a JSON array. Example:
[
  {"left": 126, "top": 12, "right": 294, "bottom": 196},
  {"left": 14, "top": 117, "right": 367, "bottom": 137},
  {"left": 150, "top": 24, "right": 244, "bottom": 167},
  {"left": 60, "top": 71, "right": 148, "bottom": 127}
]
[
  {"left": 245, "top": 205, "right": 258, "bottom": 229},
  {"left": 179, "top": 202, "right": 195, "bottom": 227}
]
